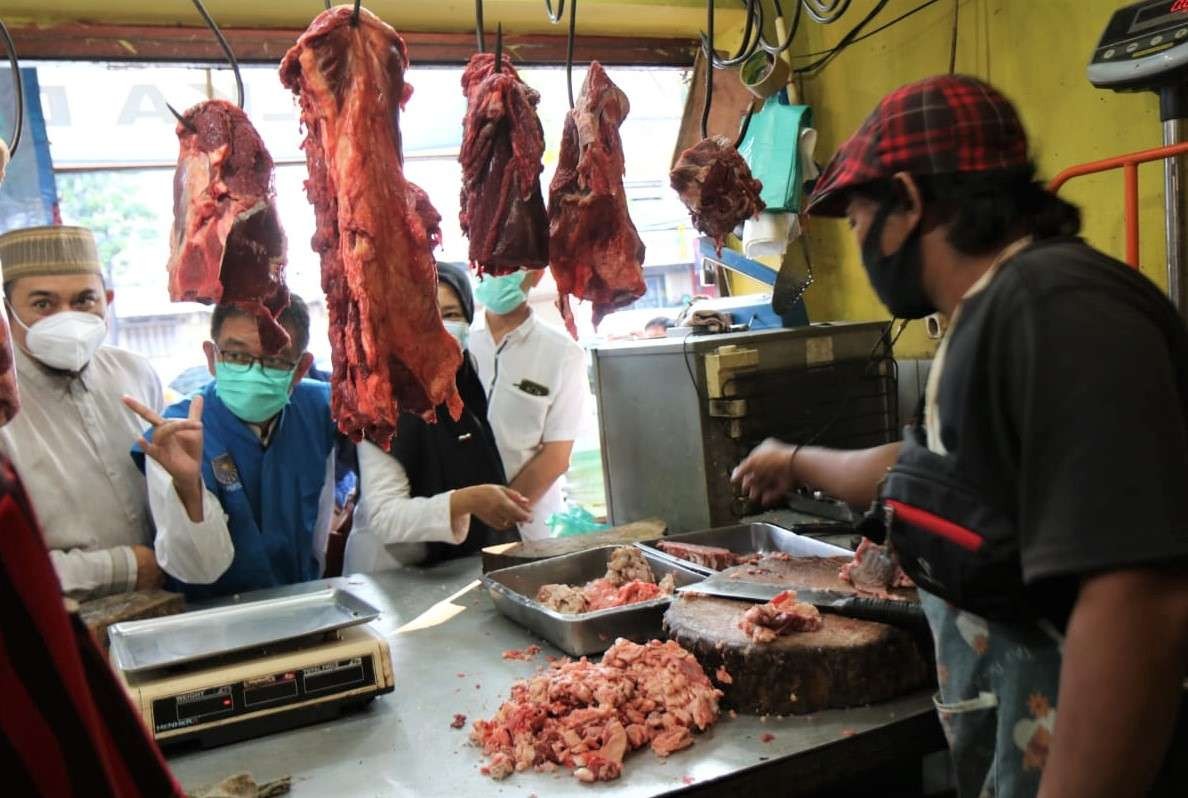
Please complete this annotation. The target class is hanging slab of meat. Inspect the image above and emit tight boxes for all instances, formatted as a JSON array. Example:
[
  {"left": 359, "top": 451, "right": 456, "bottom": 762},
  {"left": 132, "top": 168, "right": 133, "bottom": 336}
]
[
  {"left": 280, "top": 7, "right": 462, "bottom": 445},
  {"left": 458, "top": 52, "right": 549, "bottom": 277},
  {"left": 167, "top": 100, "right": 291, "bottom": 353},
  {"left": 669, "top": 136, "right": 765, "bottom": 253},
  {"left": 548, "top": 62, "right": 646, "bottom": 338},
  {"left": 664, "top": 592, "right": 929, "bottom": 716},
  {"left": 0, "top": 140, "right": 19, "bottom": 426},
  {"left": 472, "top": 638, "right": 721, "bottom": 782}
]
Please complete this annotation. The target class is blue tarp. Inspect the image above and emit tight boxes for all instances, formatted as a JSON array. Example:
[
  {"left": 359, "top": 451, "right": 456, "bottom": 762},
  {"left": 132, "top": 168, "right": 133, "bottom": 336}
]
[{"left": 0, "top": 67, "right": 58, "bottom": 234}]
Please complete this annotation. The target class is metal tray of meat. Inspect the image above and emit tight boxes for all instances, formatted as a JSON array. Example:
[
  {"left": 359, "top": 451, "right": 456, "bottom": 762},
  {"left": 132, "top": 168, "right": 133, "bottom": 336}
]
[
  {"left": 108, "top": 588, "right": 381, "bottom": 673},
  {"left": 482, "top": 546, "right": 706, "bottom": 657},
  {"left": 636, "top": 522, "right": 852, "bottom": 576}
]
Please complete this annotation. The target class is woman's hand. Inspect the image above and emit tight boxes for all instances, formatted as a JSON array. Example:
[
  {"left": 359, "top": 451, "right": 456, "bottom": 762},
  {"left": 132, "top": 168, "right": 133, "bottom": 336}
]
[{"left": 453, "top": 485, "right": 533, "bottom": 530}]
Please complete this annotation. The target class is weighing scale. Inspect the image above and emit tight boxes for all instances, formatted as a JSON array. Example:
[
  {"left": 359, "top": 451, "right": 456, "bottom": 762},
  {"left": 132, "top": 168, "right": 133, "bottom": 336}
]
[
  {"left": 108, "top": 588, "right": 394, "bottom": 749},
  {"left": 1089, "top": 0, "right": 1188, "bottom": 313}
]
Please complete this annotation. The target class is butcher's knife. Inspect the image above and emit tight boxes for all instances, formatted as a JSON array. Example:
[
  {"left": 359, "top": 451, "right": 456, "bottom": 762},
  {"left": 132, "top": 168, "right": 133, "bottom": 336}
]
[{"left": 677, "top": 578, "right": 925, "bottom": 628}]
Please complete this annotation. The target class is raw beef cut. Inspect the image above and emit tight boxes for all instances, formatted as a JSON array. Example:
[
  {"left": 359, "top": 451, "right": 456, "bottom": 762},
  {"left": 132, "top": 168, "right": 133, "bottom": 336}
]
[
  {"left": 547, "top": 62, "right": 645, "bottom": 337},
  {"left": 535, "top": 546, "right": 675, "bottom": 615},
  {"left": 0, "top": 139, "right": 18, "bottom": 426},
  {"left": 458, "top": 52, "right": 549, "bottom": 276},
  {"left": 655, "top": 540, "right": 748, "bottom": 571},
  {"left": 838, "top": 539, "right": 915, "bottom": 593},
  {"left": 166, "top": 100, "right": 291, "bottom": 353},
  {"left": 738, "top": 590, "right": 823, "bottom": 643},
  {"left": 280, "top": 7, "right": 462, "bottom": 445},
  {"left": 472, "top": 638, "right": 721, "bottom": 782},
  {"left": 669, "top": 136, "right": 765, "bottom": 253}
]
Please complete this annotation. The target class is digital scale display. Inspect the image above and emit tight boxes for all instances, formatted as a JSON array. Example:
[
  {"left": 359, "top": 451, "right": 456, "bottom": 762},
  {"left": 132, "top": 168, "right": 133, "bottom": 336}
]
[
  {"left": 1089, "top": 1, "right": 1188, "bottom": 91},
  {"left": 151, "top": 657, "right": 373, "bottom": 734}
]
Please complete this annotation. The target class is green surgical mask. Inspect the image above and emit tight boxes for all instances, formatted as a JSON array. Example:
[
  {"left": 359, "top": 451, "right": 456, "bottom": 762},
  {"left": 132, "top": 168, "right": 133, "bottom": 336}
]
[
  {"left": 214, "top": 362, "right": 296, "bottom": 423},
  {"left": 474, "top": 272, "right": 528, "bottom": 315}
]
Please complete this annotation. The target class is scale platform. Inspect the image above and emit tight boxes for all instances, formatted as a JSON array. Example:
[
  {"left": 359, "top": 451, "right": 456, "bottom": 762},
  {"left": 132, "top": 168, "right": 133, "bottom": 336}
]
[{"left": 110, "top": 589, "right": 394, "bottom": 749}]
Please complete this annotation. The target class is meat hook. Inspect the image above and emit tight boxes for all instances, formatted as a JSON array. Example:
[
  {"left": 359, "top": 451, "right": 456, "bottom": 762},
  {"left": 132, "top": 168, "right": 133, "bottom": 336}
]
[
  {"left": 191, "top": 0, "right": 244, "bottom": 110},
  {"left": 494, "top": 23, "right": 503, "bottom": 73},
  {"left": 324, "top": 0, "right": 331, "bottom": 9},
  {"left": 0, "top": 19, "right": 23, "bottom": 158},
  {"left": 699, "top": 0, "right": 714, "bottom": 140},
  {"left": 351, "top": 0, "right": 362, "bottom": 26},
  {"left": 166, "top": 102, "right": 198, "bottom": 133},
  {"left": 564, "top": 0, "right": 577, "bottom": 109},
  {"left": 475, "top": 0, "right": 486, "bottom": 52},
  {"left": 544, "top": 0, "right": 566, "bottom": 25}
]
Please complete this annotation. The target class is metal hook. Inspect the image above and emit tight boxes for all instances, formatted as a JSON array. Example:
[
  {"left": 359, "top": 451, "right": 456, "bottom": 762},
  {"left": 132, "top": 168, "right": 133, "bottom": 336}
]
[
  {"left": 494, "top": 23, "right": 503, "bottom": 73},
  {"left": 565, "top": 0, "right": 577, "bottom": 109},
  {"left": 191, "top": 0, "right": 243, "bottom": 109},
  {"left": 700, "top": 0, "right": 714, "bottom": 140},
  {"left": 544, "top": 0, "right": 566, "bottom": 25},
  {"left": 324, "top": 0, "right": 331, "bottom": 9},
  {"left": 351, "top": 0, "right": 362, "bottom": 26},
  {"left": 166, "top": 102, "right": 198, "bottom": 133},
  {"left": 475, "top": 0, "right": 485, "bottom": 52},
  {"left": 0, "top": 19, "right": 23, "bottom": 158}
]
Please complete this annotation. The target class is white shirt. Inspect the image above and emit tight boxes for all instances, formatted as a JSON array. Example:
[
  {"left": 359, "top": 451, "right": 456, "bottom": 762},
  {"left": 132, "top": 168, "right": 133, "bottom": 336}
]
[
  {"left": 470, "top": 311, "right": 588, "bottom": 540},
  {"left": 0, "top": 345, "right": 162, "bottom": 600},
  {"left": 341, "top": 440, "right": 472, "bottom": 574},
  {"left": 146, "top": 427, "right": 336, "bottom": 585}
]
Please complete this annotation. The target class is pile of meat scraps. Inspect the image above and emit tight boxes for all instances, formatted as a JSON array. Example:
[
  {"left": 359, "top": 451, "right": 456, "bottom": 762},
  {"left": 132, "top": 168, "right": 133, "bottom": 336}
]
[
  {"left": 280, "top": 7, "right": 462, "bottom": 445},
  {"left": 536, "top": 547, "right": 675, "bottom": 615},
  {"left": 472, "top": 638, "right": 722, "bottom": 782},
  {"left": 838, "top": 539, "right": 915, "bottom": 597},
  {"left": 166, "top": 99, "right": 291, "bottom": 353},
  {"left": 459, "top": 52, "right": 549, "bottom": 276},
  {"left": 654, "top": 540, "right": 765, "bottom": 571},
  {"left": 670, "top": 136, "right": 765, "bottom": 253},
  {"left": 738, "top": 590, "right": 823, "bottom": 643},
  {"left": 547, "top": 62, "right": 646, "bottom": 338}
]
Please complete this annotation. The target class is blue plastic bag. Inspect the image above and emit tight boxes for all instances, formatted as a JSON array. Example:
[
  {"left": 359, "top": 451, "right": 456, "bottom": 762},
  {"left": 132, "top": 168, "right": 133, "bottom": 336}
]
[{"left": 547, "top": 506, "right": 610, "bottom": 538}]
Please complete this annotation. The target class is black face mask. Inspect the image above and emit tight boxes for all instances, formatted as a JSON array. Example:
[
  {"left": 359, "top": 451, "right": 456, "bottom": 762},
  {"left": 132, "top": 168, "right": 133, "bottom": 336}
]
[{"left": 860, "top": 198, "right": 937, "bottom": 320}]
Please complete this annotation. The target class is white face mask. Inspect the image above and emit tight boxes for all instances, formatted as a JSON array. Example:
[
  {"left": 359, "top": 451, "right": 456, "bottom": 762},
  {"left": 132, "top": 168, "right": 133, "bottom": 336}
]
[
  {"left": 12, "top": 309, "right": 108, "bottom": 372},
  {"left": 443, "top": 319, "right": 470, "bottom": 351}
]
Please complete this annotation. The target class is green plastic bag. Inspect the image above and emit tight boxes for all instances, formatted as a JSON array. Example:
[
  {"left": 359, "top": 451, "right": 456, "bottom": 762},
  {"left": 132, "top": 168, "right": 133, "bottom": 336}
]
[
  {"left": 547, "top": 505, "right": 610, "bottom": 538},
  {"left": 737, "top": 91, "right": 812, "bottom": 213}
]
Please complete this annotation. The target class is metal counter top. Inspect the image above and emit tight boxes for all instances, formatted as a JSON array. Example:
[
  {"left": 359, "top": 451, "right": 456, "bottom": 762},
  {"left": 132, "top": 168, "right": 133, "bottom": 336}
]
[{"left": 167, "top": 558, "right": 944, "bottom": 797}]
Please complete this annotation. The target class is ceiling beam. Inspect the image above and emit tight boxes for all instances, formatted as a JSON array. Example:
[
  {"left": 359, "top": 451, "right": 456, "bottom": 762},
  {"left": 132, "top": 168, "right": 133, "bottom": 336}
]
[{"left": 9, "top": 23, "right": 696, "bottom": 67}]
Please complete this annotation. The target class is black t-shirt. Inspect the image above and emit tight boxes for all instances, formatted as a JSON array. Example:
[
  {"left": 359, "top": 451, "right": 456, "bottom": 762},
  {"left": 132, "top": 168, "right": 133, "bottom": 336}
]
[{"left": 935, "top": 237, "right": 1188, "bottom": 624}]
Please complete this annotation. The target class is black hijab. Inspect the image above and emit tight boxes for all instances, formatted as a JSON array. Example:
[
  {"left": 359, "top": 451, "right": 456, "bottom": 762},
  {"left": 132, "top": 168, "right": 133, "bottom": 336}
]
[{"left": 387, "top": 262, "right": 513, "bottom": 563}]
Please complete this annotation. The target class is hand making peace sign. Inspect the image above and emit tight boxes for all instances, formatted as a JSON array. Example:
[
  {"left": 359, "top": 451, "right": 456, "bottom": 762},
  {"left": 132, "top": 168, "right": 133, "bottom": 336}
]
[{"left": 123, "top": 394, "right": 205, "bottom": 490}]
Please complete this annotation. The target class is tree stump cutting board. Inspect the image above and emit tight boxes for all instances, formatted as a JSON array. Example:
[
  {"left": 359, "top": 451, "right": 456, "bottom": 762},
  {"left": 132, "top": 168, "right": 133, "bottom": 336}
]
[{"left": 664, "top": 592, "right": 930, "bottom": 717}]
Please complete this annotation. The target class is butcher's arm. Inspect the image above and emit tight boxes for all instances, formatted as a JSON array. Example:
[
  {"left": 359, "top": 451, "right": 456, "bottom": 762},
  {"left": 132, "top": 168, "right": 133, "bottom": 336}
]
[
  {"left": 733, "top": 440, "right": 901, "bottom": 508},
  {"left": 146, "top": 458, "right": 234, "bottom": 584},
  {"left": 1038, "top": 567, "right": 1188, "bottom": 798},
  {"left": 48, "top": 546, "right": 139, "bottom": 600},
  {"left": 508, "top": 440, "right": 574, "bottom": 506},
  {"left": 356, "top": 441, "right": 468, "bottom": 544}
]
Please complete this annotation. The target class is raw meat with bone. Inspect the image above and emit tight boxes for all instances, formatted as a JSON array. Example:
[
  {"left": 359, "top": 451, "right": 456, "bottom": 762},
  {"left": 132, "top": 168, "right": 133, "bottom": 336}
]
[
  {"left": 472, "top": 638, "right": 721, "bottom": 782},
  {"left": 0, "top": 138, "right": 18, "bottom": 426},
  {"left": 547, "top": 62, "right": 645, "bottom": 338},
  {"left": 670, "top": 136, "right": 765, "bottom": 253},
  {"left": 281, "top": 7, "right": 462, "bottom": 446},
  {"left": 458, "top": 52, "right": 550, "bottom": 276},
  {"left": 167, "top": 100, "right": 291, "bottom": 353}
]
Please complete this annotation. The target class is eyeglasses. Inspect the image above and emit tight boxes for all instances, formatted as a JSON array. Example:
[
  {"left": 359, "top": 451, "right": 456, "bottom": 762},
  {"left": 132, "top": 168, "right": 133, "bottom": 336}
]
[{"left": 213, "top": 344, "right": 298, "bottom": 374}]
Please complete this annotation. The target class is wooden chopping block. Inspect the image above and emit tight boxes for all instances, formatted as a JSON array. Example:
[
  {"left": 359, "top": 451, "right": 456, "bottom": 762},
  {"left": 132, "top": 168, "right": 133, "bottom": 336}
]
[
  {"left": 664, "top": 594, "right": 930, "bottom": 717},
  {"left": 481, "top": 518, "right": 667, "bottom": 573},
  {"left": 78, "top": 589, "right": 185, "bottom": 651}
]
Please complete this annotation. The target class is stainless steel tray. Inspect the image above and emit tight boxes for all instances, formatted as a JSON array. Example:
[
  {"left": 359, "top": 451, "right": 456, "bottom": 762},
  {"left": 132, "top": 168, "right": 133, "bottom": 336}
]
[
  {"left": 482, "top": 546, "right": 706, "bottom": 657},
  {"left": 108, "top": 588, "right": 381, "bottom": 673},
  {"left": 636, "top": 522, "right": 852, "bottom": 575}
]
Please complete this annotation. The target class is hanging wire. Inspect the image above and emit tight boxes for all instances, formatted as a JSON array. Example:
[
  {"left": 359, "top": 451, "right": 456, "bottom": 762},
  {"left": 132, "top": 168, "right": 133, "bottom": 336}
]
[
  {"left": 794, "top": 0, "right": 890, "bottom": 75},
  {"left": 544, "top": 0, "right": 566, "bottom": 25},
  {"left": 0, "top": 19, "right": 23, "bottom": 157},
  {"left": 351, "top": 0, "right": 363, "bottom": 26},
  {"left": 948, "top": 0, "right": 959, "bottom": 74},
  {"left": 191, "top": 0, "right": 243, "bottom": 109},
  {"left": 699, "top": 0, "right": 757, "bottom": 147},
  {"left": 565, "top": 0, "right": 577, "bottom": 108},
  {"left": 475, "top": 0, "right": 486, "bottom": 52},
  {"left": 802, "top": 0, "right": 851, "bottom": 24}
]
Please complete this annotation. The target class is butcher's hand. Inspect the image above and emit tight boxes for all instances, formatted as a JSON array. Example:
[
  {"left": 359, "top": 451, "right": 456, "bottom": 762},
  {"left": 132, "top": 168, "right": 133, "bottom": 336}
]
[
  {"left": 453, "top": 485, "right": 533, "bottom": 530},
  {"left": 132, "top": 544, "right": 166, "bottom": 590},
  {"left": 123, "top": 394, "right": 206, "bottom": 523},
  {"left": 731, "top": 438, "right": 801, "bottom": 507}
]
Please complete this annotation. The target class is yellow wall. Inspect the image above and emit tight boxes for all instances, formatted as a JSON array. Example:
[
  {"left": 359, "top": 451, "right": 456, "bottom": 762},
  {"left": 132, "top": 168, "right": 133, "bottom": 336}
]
[{"left": 729, "top": 0, "right": 1167, "bottom": 358}]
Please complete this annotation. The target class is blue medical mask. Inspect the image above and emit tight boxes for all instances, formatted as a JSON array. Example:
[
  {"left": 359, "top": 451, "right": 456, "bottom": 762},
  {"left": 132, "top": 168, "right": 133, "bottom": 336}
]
[
  {"left": 474, "top": 272, "right": 528, "bottom": 315},
  {"left": 443, "top": 319, "right": 470, "bottom": 351},
  {"left": 214, "top": 362, "right": 295, "bottom": 423}
]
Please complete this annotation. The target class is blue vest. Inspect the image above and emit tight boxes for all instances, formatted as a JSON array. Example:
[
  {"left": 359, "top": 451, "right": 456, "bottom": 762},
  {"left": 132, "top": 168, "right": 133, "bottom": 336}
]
[{"left": 134, "top": 379, "right": 335, "bottom": 601}]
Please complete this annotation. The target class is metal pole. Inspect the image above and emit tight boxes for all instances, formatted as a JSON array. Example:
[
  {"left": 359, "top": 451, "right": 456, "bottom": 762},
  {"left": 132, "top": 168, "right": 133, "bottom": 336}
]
[{"left": 1163, "top": 117, "right": 1188, "bottom": 314}]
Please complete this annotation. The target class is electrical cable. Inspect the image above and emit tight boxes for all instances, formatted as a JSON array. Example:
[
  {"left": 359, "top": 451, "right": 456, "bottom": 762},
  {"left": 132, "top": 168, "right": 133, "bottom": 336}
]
[
  {"left": 802, "top": 0, "right": 851, "bottom": 24},
  {"left": 794, "top": 0, "right": 892, "bottom": 75},
  {"left": 793, "top": 0, "right": 944, "bottom": 60}
]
